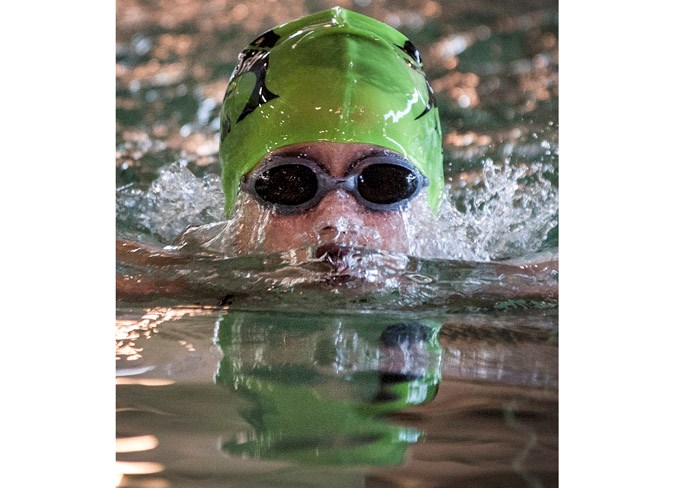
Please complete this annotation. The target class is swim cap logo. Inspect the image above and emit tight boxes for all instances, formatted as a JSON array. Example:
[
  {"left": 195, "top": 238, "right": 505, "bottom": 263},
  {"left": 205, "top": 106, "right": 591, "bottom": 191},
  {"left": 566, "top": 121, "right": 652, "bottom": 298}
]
[
  {"left": 250, "top": 29, "right": 281, "bottom": 49},
  {"left": 396, "top": 39, "right": 437, "bottom": 121},
  {"left": 399, "top": 40, "right": 422, "bottom": 66},
  {"left": 221, "top": 29, "right": 281, "bottom": 141},
  {"left": 416, "top": 79, "right": 437, "bottom": 121}
]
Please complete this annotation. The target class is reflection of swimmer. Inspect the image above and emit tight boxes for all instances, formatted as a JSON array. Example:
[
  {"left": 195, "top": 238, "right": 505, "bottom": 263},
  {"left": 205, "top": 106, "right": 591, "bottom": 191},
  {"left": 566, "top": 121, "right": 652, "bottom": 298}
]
[
  {"left": 214, "top": 311, "right": 441, "bottom": 465},
  {"left": 222, "top": 7, "right": 443, "bottom": 256}
]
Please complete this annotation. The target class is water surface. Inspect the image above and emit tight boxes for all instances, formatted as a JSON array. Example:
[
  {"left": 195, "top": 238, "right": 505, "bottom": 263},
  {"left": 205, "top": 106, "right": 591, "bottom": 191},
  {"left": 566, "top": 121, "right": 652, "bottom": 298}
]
[{"left": 117, "top": 307, "right": 557, "bottom": 487}]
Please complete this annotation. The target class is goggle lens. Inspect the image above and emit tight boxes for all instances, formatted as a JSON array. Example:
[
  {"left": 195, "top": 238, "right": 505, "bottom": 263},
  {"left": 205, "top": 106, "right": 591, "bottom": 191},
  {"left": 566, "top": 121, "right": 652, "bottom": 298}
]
[
  {"left": 254, "top": 164, "right": 318, "bottom": 206},
  {"left": 357, "top": 163, "right": 419, "bottom": 205}
]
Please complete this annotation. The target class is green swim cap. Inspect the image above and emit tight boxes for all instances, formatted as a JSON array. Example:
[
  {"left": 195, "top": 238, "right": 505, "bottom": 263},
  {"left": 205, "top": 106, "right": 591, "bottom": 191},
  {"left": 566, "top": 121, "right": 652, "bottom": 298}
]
[{"left": 219, "top": 7, "right": 444, "bottom": 216}]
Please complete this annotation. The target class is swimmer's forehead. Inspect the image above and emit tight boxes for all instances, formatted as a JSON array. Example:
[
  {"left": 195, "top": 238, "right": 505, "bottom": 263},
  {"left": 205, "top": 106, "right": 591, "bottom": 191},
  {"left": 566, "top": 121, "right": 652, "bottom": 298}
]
[
  {"left": 262, "top": 142, "right": 400, "bottom": 161},
  {"left": 255, "top": 142, "right": 404, "bottom": 174}
]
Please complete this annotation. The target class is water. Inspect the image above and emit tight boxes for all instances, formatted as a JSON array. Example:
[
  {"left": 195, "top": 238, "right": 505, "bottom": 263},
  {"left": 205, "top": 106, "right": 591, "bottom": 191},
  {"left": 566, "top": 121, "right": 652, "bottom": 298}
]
[
  {"left": 117, "top": 0, "right": 558, "bottom": 486},
  {"left": 117, "top": 307, "right": 557, "bottom": 487}
]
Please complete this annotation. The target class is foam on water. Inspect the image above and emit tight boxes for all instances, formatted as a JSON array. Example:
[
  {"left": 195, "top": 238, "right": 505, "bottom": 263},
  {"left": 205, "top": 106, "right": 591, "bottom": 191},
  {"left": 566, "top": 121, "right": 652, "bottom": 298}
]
[
  {"left": 117, "top": 161, "right": 225, "bottom": 242},
  {"left": 115, "top": 156, "right": 558, "bottom": 311},
  {"left": 405, "top": 157, "right": 558, "bottom": 261},
  {"left": 116, "top": 155, "right": 557, "bottom": 262}
]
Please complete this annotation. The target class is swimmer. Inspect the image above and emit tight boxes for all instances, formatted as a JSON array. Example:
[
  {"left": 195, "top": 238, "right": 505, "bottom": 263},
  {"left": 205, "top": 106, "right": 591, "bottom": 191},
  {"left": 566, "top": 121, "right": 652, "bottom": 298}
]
[
  {"left": 116, "top": 7, "right": 558, "bottom": 302},
  {"left": 220, "top": 7, "right": 444, "bottom": 258}
]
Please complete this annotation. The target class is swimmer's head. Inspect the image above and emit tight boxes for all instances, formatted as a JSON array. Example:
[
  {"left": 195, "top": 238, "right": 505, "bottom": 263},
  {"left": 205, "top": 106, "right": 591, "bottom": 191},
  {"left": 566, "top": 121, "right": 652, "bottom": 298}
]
[{"left": 219, "top": 7, "right": 444, "bottom": 217}]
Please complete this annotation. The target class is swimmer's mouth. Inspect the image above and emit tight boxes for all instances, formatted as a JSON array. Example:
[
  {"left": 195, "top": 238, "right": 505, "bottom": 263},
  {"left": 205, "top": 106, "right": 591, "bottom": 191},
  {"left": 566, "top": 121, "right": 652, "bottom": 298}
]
[{"left": 315, "top": 243, "right": 355, "bottom": 274}]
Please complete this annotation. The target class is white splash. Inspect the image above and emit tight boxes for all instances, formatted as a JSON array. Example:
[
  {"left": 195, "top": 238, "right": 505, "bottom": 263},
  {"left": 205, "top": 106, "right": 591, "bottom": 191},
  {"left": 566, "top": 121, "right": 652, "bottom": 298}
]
[
  {"left": 117, "top": 157, "right": 557, "bottom": 262},
  {"left": 404, "top": 158, "right": 558, "bottom": 261}
]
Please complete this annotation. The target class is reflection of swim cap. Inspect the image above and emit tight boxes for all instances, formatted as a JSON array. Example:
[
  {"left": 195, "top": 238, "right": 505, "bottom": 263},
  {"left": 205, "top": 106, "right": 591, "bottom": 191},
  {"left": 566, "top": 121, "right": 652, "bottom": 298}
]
[
  {"left": 219, "top": 6, "right": 444, "bottom": 216},
  {"left": 214, "top": 312, "right": 441, "bottom": 465}
]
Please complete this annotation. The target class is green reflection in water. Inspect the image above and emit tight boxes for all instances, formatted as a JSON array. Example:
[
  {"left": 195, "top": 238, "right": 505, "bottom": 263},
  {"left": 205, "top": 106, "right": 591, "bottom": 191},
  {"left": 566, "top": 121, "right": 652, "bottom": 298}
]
[{"left": 214, "top": 311, "right": 442, "bottom": 466}]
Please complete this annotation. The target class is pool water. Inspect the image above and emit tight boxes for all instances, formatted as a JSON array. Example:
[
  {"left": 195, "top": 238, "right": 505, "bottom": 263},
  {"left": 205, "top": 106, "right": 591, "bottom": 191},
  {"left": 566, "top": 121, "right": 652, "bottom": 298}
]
[
  {"left": 116, "top": 0, "right": 558, "bottom": 486},
  {"left": 116, "top": 307, "right": 557, "bottom": 487}
]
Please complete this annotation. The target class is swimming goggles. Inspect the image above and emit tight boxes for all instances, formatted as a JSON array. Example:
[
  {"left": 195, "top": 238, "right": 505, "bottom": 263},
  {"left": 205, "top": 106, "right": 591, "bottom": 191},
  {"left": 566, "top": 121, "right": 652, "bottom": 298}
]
[{"left": 241, "top": 154, "right": 430, "bottom": 214}]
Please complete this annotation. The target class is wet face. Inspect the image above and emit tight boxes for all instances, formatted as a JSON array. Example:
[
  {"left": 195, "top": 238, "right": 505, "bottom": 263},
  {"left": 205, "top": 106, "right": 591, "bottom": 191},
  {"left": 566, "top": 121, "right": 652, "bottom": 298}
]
[{"left": 235, "top": 142, "right": 423, "bottom": 254}]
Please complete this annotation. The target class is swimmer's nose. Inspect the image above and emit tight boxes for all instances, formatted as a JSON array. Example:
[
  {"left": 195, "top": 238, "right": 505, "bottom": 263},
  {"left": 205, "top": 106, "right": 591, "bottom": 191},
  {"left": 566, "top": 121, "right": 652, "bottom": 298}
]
[
  {"left": 312, "top": 190, "right": 364, "bottom": 222},
  {"left": 310, "top": 190, "right": 365, "bottom": 242}
]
